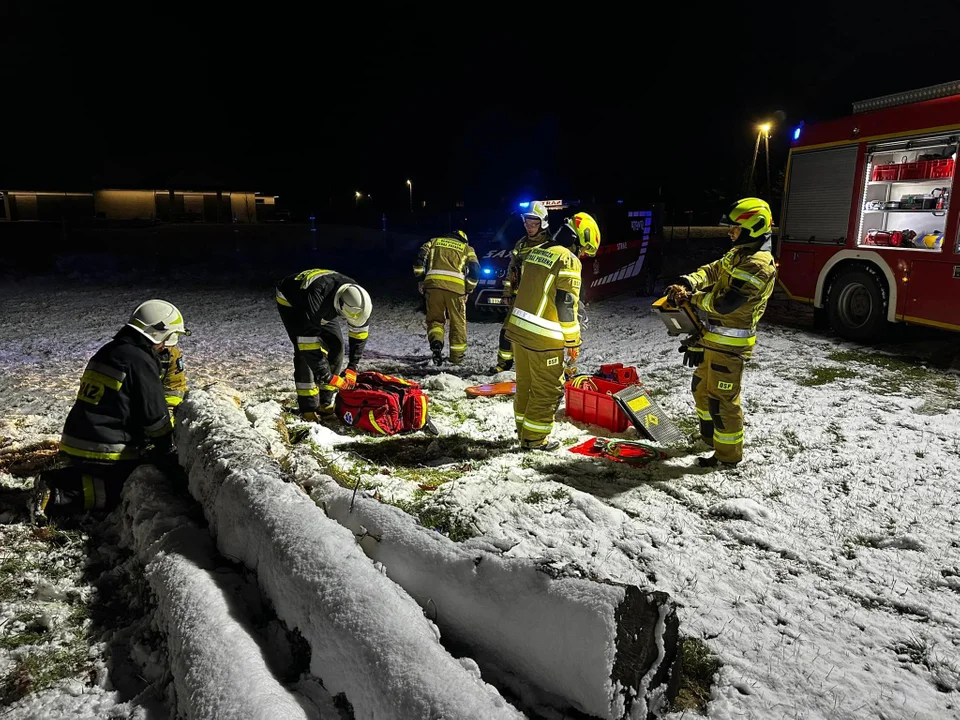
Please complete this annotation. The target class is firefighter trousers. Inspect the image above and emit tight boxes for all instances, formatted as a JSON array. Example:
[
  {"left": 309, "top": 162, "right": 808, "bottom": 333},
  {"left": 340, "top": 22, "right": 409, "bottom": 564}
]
[
  {"left": 513, "top": 344, "right": 565, "bottom": 446},
  {"left": 496, "top": 324, "right": 513, "bottom": 371},
  {"left": 40, "top": 459, "right": 140, "bottom": 517},
  {"left": 425, "top": 288, "right": 467, "bottom": 362},
  {"left": 278, "top": 304, "right": 344, "bottom": 412},
  {"left": 692, "top": 349, "right": 745, "bottom": 463}
]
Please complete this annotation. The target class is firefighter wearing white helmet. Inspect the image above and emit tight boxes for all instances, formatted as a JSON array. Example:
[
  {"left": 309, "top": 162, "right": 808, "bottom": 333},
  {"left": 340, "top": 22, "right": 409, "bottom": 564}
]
[
  {"left": 34, "top": 299, "right": 190, "bottom": 520},
  {"left": 127, "top": 299, "right": 192, "bottom": 413},
  {"left": 504, "top": 211, "right": 600, "bottom": 451},
  {"left": 665, "top": 197, "right": 777, "bottom": 468},
  {"left": 275, "top": 269, "right": 372, "bottom": 419},
  {"left": 495, "top": 200, "right": 553, "bottom": 372}
]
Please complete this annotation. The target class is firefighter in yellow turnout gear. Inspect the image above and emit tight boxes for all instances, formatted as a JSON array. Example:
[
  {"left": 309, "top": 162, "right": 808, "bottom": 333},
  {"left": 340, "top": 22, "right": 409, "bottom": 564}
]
[
  {"left": 505, "top": 212, "right": 600, "bottom": 450},
  {"left": 667, "top": 198, "right": 777, "bottom": 468},
  {"left": 414, "top": 230, "right": 480, "bottom": 365},
  {"left": 496, "top": 201, "right": 552, "bottom": 372}
]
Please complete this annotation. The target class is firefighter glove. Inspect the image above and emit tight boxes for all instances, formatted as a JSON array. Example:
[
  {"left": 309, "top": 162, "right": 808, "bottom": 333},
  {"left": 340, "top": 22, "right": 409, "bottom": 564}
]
[
  {"left": 679, "top": 344, "right": 704, "bottom": 368},
  {"left": 666, "top": 283, "right": 692, "bottom": 306},
  {"left": 418, "top": 282, "right": 424, "bottom": 295},
  {"left": 343, "top": 368, "right": 358, "bottom": 389}
]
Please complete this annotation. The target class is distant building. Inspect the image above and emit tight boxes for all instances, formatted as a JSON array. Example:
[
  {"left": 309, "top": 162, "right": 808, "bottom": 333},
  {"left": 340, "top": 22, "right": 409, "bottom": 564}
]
[{"left": 0, "top": 189, "right": 279, "bottom": 223}]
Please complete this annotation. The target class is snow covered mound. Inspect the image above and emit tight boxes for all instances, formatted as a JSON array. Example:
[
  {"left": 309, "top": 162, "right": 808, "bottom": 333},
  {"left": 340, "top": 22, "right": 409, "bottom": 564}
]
[
  {"left": 120, "top": 466, "right": 321, "bottom": 720},
  {"left": 176, "top": 389, "right": 524, "bottom": 720},
  {"left": 309, "top": 472, "right": 680, "bottom": 720}
]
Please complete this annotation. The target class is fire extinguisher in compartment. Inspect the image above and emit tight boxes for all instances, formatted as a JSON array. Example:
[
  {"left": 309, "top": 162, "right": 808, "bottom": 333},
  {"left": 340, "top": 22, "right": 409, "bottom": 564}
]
[{"left": 933, "top": 188, "right": 949, "bottom": 210}]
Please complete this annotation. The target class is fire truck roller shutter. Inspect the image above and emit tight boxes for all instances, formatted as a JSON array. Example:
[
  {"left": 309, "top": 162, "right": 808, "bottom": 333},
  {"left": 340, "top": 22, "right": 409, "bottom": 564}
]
[{"left": 781, "top": 146, "right": 859, "bottom": 244}]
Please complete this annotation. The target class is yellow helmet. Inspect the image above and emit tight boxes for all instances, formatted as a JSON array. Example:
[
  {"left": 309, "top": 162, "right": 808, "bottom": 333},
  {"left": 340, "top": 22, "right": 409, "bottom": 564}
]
[
  {"left": 520, "top": 200, "right": 549, "bottom": 229},
  {"left": 451, "top": 229, "right": 468, "bottom": 242},
  {"left": 566, "top": 212, "right": 601, "bottom": 257},
  {"left": 721, "top": 197, "right": 773, "bottom": 239}
]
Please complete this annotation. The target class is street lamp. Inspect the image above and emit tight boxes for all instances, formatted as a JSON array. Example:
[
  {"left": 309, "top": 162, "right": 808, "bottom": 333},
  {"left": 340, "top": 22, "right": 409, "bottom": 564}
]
[
  {"left": 406, "top": 179, "right": 412, "bottom": 213},
  {"left": 355, "top": 191, "right": 362, "bottom": 208},
  {"left": 749, "top": 121, "right": 773, "bottom": 197}
]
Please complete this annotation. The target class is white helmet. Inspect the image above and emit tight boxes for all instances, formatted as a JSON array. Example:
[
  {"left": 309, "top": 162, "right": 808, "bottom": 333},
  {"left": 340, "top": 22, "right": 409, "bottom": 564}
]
[
  {"left": 127, "top": 299, "right": 191, "bottom": 346},
  {"left": 334, "top": 284, "right": 372, "bottom": 326},
  {"left": 520, "top": 200, "right": 549, "bottom": 229}
]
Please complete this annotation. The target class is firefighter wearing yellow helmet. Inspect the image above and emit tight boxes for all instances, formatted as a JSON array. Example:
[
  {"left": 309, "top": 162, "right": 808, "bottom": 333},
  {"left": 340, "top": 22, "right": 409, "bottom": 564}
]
[
  {"left": 413, "top": 229, "right": 480, "bottom": 365},
  {"left": 665, "top": 197, "right": 777, "bottom": 468},
  {"left": 505, "top": 211, "right": 600, "bottom": 451},
  {"left": 495, "top": 201, "right": 553, "bottom": 372}
]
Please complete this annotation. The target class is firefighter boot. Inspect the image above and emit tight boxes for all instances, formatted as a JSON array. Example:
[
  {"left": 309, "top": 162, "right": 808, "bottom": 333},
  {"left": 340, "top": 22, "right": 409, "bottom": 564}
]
[
  {"left": 521, "top": 439, "right": 560, "bottom": 452},
  {"left": 430, "top": 340, "right": 443, "bottom": 366},
  {"left": 698, "top": 454, "right": 740, "bottom": 469}
]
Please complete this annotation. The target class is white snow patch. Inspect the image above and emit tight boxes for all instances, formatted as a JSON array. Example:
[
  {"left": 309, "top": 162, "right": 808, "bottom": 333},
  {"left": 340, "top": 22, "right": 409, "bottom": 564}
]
[{"left": 707, "top": 498, "right": 773, "bottom": 523}]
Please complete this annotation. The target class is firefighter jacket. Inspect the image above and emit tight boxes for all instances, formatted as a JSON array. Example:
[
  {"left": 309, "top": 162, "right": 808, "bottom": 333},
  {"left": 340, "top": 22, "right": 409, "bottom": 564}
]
[
  {"left": 413, "top": 236, "right": 480, "bottom": 294},
  {"left": 681, "top": 235, "right": 777, "bottom": 358},
  {"left": 159, "top": 346, "right": 187, "bottom": 411},
  {"left": 60, "top": 326, "right": 174, "bottom": 462},
  {"left": 505, "top": 244, "right": 582, "bottom": 351},
  {"left": 275, "top": 269, "right": 368, "bottom": 368},
  {"left": 503, "top": 230, "right": 551, "bottom": 298}
]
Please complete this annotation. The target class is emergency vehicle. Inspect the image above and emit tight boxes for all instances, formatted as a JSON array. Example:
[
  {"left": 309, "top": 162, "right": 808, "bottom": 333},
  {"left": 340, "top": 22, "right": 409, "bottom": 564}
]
[
  {"left": 472, "top": 199, "right": 663, "bottom": 315},
  {"left": 778, "top": 80, "right": 960, "bottom": 341}
]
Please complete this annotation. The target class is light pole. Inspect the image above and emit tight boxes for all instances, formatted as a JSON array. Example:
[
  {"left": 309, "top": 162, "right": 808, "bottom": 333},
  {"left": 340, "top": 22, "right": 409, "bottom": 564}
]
[
  {"left": 749, "top": 122, "right": 772, "bottom": 196},
  {"left": 763, "top": 124, "right": 771, "bottom": 200},
  {"left": 355, "top": 191, "right": 362, "bottom": 208},
  {"left": 406, "top": 179, "right": 412, "bottom": 213}
]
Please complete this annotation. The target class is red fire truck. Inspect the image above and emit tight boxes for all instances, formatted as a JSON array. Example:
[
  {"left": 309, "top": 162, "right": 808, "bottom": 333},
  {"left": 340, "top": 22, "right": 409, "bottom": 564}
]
[{"left": 777, "top": 80, "right": 960, "bottom": 341}]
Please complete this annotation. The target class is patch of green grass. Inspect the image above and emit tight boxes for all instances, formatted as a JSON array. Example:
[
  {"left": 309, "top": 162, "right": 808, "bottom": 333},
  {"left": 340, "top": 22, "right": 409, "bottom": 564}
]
[
  {"left": 522, "top": 487, "right": 570, "bottom": 504},
  {"left": 392, "top": 499, "right": 477, "bottom": 542},
  {"left": 826, "top": 349, "right": 957, "bottom": 401},
  {"left": 798, "top": 366, "right": 858, "bottom": 387},
  {"left": 671, "top": 637, "right": 722, "bottom": 714},
  {"left": 0, "top": 645, "right": 90, "bottom": 705}
]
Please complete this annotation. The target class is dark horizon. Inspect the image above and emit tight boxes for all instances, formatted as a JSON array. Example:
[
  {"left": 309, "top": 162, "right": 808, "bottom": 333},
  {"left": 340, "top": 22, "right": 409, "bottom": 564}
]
[{"left": 3, "top": 7, "right": 960, "bottom": 219}]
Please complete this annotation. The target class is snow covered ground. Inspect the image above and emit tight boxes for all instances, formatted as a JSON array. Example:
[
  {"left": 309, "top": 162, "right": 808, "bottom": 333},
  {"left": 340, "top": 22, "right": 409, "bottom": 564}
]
[{"left": 2, "top": 274, "right": 960, "bottom": 719}]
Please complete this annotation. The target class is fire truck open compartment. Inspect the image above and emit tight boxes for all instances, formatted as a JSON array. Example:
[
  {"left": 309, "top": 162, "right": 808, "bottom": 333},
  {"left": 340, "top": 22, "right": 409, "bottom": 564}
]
[
  {"left": 777, "top": 80, "right": 960, "bottom": 342},
  {"left": 857, "top": 134, "right": 956, "bottom": 252}
]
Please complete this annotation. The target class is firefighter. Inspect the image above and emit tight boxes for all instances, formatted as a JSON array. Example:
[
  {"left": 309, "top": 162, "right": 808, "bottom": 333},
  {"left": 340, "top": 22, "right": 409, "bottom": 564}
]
[
  {"left": 495, "top": 200, "right": 553, "bottom": 372},
  {"left": 666, "top": 197, "right": 777, "bottom": 468},
  {"left": 505, "top": 212, "right": 600, "bottom": 450},
  {"left": 275, "top": 269, "right": 372, "bottom": 420},
  {"left": 33, "top": 300, "right": 192, "bottom": 520},
  {"left": 413, "top": 229, "right": 480, "bottom": 365}
]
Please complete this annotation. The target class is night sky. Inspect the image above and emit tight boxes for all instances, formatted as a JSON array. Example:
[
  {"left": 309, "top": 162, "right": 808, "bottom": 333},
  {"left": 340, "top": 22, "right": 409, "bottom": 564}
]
[{"left": 4, "top": 5, "right": 960, "bottom": 220}]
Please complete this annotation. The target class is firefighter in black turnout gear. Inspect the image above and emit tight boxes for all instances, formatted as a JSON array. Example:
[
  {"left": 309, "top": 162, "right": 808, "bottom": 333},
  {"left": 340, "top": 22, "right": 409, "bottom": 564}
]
[
  {"left": 275, "top": 269, "right": 373, "bottom": 420},
  {"left": 34, "top": 300, "right": 192, "bottom": 520}
]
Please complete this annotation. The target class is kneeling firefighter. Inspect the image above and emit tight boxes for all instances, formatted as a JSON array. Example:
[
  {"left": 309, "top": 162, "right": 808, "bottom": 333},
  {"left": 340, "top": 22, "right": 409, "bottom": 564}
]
[
  {"left": 413, "top": 229, "right": 480, "bottom": 365},
  {"left": 35, "top": 300, "right": 192, "bottom": 519},
  {"left": 666, "top": 197, "right": 777, "bottom": 468},
  {"left": 505, "top": 212, "right": 600, "bottom": 450},
  {"left": 275, "top": 269, "right": 372, "bottom": 420}
]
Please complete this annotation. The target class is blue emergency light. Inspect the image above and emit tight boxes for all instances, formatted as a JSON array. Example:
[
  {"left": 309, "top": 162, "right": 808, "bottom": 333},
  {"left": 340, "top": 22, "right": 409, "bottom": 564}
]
[
  {"left": 518, "top": 201, "right": 530, "bottom": 209},
  {"left": 793, "top": 123, "right": 803, "bottom": 141},
  {"left": 483, "top": 267, "right": 493, "bottom": 276}
]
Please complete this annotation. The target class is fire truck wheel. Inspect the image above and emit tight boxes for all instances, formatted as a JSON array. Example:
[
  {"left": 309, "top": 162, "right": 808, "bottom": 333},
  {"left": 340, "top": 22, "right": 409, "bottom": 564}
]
[{"left": 827, "top": 267, "right": 888, "bottom": 342}]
